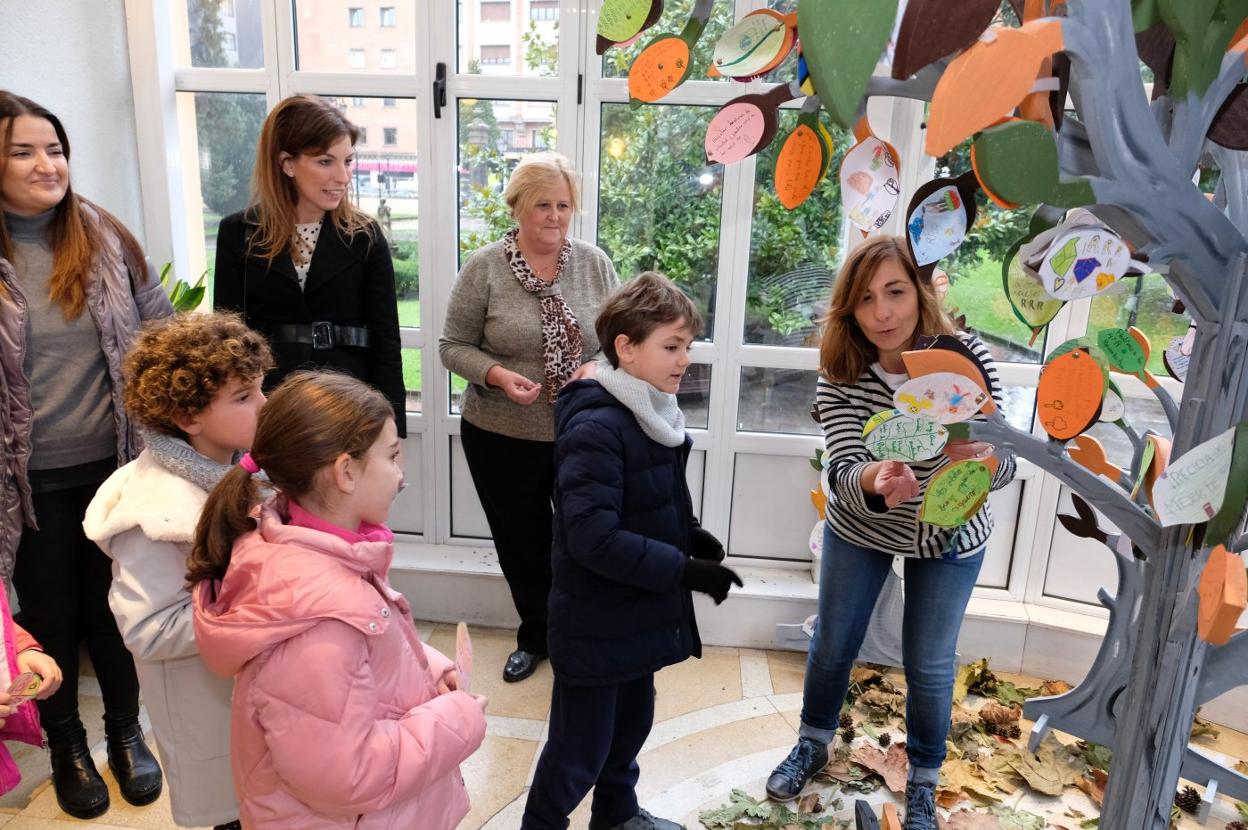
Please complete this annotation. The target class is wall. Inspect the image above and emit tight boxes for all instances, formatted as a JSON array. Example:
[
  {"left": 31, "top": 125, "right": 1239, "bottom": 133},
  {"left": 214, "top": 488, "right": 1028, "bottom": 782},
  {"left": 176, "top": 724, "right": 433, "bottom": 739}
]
[{"left": 0, "top": 1, "right": 147, "bottom": 245}]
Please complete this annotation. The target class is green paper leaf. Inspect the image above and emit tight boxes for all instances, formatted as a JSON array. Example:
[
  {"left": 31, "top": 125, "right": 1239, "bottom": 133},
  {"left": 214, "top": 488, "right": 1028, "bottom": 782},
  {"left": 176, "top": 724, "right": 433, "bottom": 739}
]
[
  {"left": 798, "top": 0, "right": 899, "bottom": 128},
  {"left": 598, "top": 0, "right": 656, "bottom": 42},
  {"left": 922, "top": 460, "right": 992, "bottom": 527},
  {"left": 1003, "top": 237, "right": 1063, "bottom": 331},
  {"left": 1097, "top": 328, "right": 1147, "bottom": 376},
  {"left": 1158, "top": 0, "right": 1248, "bottom": 99},
  {"left": 973, "top": 120, "right": 1095, "bottom": 208},
  {"left": 1205, "top": 420, "right": 1248, "bottom": 544}
]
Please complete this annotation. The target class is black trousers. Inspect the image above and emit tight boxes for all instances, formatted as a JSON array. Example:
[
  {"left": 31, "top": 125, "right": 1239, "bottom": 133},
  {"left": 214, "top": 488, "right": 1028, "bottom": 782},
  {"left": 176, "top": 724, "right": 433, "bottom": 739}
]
[
  {"left": 521, "top": 674, "right": 656, "bottom": 829},
  {"left": 13, "top": 473, "right": 142, "bottom": 740},
  {"left": 459, "top": 419, "right": 554, "bottom": 654}
]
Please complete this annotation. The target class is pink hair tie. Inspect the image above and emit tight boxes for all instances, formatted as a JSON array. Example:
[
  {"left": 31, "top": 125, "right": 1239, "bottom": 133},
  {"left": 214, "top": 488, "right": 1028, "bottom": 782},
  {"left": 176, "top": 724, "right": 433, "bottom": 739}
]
[{"left": 239, "top": 453, "right": 261, "bottom": 475}]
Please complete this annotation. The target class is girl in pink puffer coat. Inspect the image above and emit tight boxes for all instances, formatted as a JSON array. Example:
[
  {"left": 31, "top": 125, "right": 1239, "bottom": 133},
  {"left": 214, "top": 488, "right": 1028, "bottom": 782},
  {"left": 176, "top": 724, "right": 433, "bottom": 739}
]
[{"left": 189, "top": 372, "right": 487, "bottom": 830}]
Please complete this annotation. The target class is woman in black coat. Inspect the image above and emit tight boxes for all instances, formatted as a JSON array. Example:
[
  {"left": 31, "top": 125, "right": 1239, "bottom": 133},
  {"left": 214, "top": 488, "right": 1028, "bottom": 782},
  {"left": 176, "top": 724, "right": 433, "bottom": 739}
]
[{"left": 213, "top": 95, "right": 405, "bottom": 434}]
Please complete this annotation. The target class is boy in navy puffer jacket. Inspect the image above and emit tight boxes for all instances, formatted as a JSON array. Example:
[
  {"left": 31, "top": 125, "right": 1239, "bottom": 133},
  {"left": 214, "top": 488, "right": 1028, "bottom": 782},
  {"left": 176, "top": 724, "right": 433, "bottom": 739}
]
[{"left": 520, "top": 272, "right": 743, "bottom": 830}]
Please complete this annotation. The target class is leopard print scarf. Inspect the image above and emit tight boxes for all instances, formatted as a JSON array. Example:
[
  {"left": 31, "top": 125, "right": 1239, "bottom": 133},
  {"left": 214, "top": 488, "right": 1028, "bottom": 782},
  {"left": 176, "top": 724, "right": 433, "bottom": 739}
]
[{"left": 503, "top": 228, "right": 582, "bottom": 401}]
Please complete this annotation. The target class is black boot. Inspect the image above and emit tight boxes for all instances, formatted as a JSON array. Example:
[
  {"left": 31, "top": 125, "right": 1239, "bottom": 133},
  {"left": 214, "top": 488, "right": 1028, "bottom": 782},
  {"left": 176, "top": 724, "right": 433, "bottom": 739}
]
[
  {"left": 214, "top": 822, "right": 242, "bottom": 830},
  {"left": 46, "top": 723, "right": 110, "bottom": 820},
  {"left": 105, "top": 721, "right": 163, "bottom": 806}
]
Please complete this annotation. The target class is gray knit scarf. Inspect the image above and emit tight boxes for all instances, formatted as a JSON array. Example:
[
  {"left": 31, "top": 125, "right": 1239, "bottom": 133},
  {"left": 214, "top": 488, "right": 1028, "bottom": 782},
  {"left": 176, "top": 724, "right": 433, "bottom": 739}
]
[
  {"left": 143, "top": 429, "right": 237, "bottom": 493},
  {"left": 594, "top": 363, "right": 687, "bottom": 447}
]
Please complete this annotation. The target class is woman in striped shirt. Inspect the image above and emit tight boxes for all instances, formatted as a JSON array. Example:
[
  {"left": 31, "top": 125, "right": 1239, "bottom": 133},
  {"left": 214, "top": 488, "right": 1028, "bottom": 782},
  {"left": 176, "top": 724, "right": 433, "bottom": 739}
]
[{"left": 765, "top": 237, "right": 1016, "bottom": 830}]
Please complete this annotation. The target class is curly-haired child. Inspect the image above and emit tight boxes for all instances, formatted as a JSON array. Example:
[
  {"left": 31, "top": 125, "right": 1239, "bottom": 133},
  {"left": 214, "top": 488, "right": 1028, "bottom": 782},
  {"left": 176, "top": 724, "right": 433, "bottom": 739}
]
[{"left": 83, "top": 312, "right": 273, "bottom": 830}]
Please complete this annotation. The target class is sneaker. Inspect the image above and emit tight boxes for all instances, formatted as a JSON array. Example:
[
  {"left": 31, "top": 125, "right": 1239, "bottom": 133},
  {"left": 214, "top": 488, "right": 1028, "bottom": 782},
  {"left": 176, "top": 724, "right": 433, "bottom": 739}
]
[
  {"left": 764, "top": 737, "right": 828, "bottom": 801},
  {"left": 587, "top": 807, "right": 686, "bottom": 830},
  {"left": 903, "top": 778, "right": 937, "bottom": 830}
]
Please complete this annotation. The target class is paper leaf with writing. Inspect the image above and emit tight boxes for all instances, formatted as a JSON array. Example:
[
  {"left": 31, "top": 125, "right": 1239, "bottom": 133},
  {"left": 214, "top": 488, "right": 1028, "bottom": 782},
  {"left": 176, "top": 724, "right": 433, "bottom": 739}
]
[
  {"left": 902, "top": 338, "right": 996, "bottom": 416},
  {"left": 775, "top": 103, "right": 829, "bottom": 209},
  {"left": 1096, "top": 327, "right": 1149, "bottom": 379},
  {"left": 1151, "top": 426, "right": 1235, "bottom": 526},
  {"left": 922, "top": 460, "right": 993, "bottom": 528},
  {"left": 1163, "top": 331, "right": 1192, "bottom": 381},
  {"left": 455, "top": 621, "right": 474, "bottom": 694},
  {"left": 798, "top": 0, "right": 900, "bottom": 128},
  {"left": 597, "top": 0, "right": 662, "bottom": 50},
  {"left": 840, "top": 134, "right": 902, "bottom": 232},
  {"left": 705, "top": 83, "right": 799, "bottom": 163},
  {"left": 1038, "top": 348, "right": 1105, "bottom": 441},
  {"left": 709, "top": 8, "right": 796, "bottom": 80},
  {"left": 628, "top": 37, "right": 695, "bottom": 104},
  {"left": 1037, "top": 227, "right": 1133, "bottom": 301},
  {"left": 895, "top": 373, "right": 990, "bottom": 425},
  {"left": 1003, "top": 736, "right": 1086, "bottom": 796},
  {"left": 864, "top": 409, "right": 950, "bottom": 462},
  {"left": 851, "top": 741, "right": 910, "bottom": 794},
  {"left": 1003, "top": 237, "right": 1063, "bottom": 345}
]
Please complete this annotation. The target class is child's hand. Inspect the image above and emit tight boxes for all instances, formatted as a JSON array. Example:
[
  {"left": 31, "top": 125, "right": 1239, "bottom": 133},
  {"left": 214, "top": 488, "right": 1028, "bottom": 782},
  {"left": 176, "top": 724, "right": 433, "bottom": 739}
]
[
  {"left": 437, "top": 669, "right": 459, "bottom": 695},
  {"left": 0, "top": 691, "right": 15, "bottom": 721},
  {"left": 487, "top": 366, "right": 542, "bottom": 405},
  {"left": 469, "top": 692, "right": 488, "bottom": 711},
  {"left": 17, "top": 649, "right": 61, "bottom": 700},
  {"left": 681, "top": 560, "right": 743, "bottom": 605}
]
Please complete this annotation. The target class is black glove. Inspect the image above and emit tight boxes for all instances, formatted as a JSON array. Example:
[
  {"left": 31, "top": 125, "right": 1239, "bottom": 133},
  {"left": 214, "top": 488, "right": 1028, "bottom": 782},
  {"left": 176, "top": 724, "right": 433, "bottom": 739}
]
[
  {"left": 689, "top": 525, "right": 726, "bottom": 562},
  {"left": 681, "top": 559, "right": 743, "bottom": 605}
]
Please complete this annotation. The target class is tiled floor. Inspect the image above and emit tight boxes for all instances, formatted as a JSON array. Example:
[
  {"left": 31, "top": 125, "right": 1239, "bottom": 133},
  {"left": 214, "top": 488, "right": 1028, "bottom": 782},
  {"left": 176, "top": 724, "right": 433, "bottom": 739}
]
[{"left": 2, "top": 623, "right": 1245, "bottom": 829}]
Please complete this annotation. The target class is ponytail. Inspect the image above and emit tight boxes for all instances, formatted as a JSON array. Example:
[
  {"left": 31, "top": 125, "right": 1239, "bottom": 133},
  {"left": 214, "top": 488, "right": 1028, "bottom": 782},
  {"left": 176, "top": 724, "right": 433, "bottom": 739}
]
[{"left": 188, "top": 465, "right": 263, "bottom": 585}]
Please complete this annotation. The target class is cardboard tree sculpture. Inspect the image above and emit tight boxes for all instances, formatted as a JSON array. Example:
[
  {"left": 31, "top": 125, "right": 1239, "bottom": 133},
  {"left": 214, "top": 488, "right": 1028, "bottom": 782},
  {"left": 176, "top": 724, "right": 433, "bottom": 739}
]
[{"left": 603, "top": 1, "right": 1248, "bottom": 826}]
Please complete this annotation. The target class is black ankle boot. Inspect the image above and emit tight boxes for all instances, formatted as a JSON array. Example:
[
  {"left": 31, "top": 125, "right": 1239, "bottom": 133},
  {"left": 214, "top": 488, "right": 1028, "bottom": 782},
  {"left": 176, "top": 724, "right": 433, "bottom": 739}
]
[
  {"left": 46, "top": 725, "right": 110, "bottom": 820},
  {"left": 213, "top": 822, "right": 242, "bottom": 830},
  {"left": 105, "top": 722, "right": 163, "bottom": 806}
]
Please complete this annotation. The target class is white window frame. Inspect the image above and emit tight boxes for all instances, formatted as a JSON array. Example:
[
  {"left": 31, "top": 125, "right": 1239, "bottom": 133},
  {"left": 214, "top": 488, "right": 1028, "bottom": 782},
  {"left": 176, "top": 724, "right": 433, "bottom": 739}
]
[{"left": 124, "top": 0, "right": 1182, "bottom": 619}]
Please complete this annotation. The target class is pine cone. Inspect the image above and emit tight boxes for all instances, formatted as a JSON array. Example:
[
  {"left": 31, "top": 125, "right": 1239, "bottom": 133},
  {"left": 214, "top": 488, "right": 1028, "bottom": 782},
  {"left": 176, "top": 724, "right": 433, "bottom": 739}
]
[
  {"left": 1225, "top": 821, "right": 1247, "bottom": 830},
  {"left": 1005, "top": 724, "right": 1022, "bottom": 740},
  {"left": 839, "top": 712, "right": 854, "bottom": 730},
  {"left": 839, "top": 727, "right": 855, "bottom": 746},
  {"left": 1174, "top": 785, "right": 1201, "bottom": 814},
  {"left": 878, "top": 732, "right": 892, "bottom": 748}
]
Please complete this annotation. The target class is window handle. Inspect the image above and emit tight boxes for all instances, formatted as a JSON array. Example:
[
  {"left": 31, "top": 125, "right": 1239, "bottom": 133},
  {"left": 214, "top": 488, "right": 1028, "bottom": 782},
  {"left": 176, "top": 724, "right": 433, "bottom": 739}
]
[{"left": 433, "top": 62, "right": 447, "bottom": 119}]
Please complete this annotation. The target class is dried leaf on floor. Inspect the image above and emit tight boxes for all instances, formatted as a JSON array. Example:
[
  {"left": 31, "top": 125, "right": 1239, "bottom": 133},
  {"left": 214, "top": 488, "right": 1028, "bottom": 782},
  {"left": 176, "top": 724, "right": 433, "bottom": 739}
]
[
  {"left": 1074, "top": 768, "right": 1107, "bottom": 807},
  {"left": 1040, "top": 679, "right": 1073, "bottom": 696},
  {"left": 1076, "top": 740, "right": 1112, "bottom": 772},
  {"left": 1003, "top": 735, "right": 1087, "bottom": 796},
  {"left": 697, "top": 788, "right": 846, "bottom": 830},
  {"left": 1236, "top": 759, "right": 1248, "bottom": 775},
  {"left": 850, "top": 742, "right": 909, "bottom": 794},
  {"left": 975, "top": 752, "right": 1024, "bottom": 793},
  {"left": 979, "top": 702, "right": 1022, "bottom": 724},
  {"left": 988, "top": 805, "right": 1048, "bottom": 830},
  {"left": 954, "top": 659, "right": 991, "bottom": 704},
  {"left": 797, "top": 792, "right": 821, "bottom": 814},
  {"left": 1190, "top": 712, "right": 1220, "bottom": 741},
  {"left": 940, "top": 757, "right": 1005, "bottom": 805},
  {"left": 856, "top": 687, "right": 907, "bottom": 723},
  {"left": 938, "top": 809, "right": 1004, "bottom": 829},
  {"left": 1237, "top": 799, "right": 1248, "bottom": 821}
]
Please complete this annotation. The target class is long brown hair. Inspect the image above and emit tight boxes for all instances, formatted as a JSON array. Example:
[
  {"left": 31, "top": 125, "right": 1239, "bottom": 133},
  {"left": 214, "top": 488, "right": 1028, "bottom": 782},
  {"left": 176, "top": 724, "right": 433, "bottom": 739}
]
[
  {"left": 0, "top": 91, "right": 150, "bottom": 319},
  {"left": 188, "top": 371, "right": 394, "bottom": 585},
  {"left": 247, "top": 95, "right": 373, "bottom": 263},
  {"left": 818, "top": 236, "right": 955, "bottom": 383}
]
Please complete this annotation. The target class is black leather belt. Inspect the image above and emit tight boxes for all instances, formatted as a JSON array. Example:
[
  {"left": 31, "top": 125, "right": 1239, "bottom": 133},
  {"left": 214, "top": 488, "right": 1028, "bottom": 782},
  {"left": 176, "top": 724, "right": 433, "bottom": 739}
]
[{"left": 269, "top": 322, "right": 371, "bottom": 350}]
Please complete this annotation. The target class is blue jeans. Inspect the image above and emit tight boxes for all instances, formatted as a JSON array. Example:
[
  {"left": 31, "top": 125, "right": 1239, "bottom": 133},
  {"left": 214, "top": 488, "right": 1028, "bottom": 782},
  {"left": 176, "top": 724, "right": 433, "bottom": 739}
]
[{"left": 800, "top": 525, "right": 984, "bottom": 770}]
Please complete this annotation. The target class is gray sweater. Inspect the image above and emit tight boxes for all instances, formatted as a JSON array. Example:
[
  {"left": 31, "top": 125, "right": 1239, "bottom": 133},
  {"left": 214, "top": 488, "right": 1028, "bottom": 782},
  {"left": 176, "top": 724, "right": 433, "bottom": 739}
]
[
  {"left": 439, "top": 237, "right": 619, "bottom": 442},
  {"left": 7, "top": 210, "right": 116, "bottom": 470}
]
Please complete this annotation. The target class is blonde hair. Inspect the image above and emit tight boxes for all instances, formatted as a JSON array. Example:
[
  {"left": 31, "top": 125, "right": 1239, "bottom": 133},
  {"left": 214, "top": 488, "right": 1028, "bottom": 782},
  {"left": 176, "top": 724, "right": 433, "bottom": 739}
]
[
  {"left": 818, "top": 236, "right": 955, "bottom": 383},
  {"left": 503, "top": 151, "right": 582, "bottom": 220},
  {"left": 247, "top": 95, "right": 373, "bottom": 263}
]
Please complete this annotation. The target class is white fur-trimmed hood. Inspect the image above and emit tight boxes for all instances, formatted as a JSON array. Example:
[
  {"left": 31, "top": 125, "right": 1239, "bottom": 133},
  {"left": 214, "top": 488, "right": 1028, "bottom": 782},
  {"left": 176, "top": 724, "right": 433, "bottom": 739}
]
[{"left": 83, "top": 450, "right": 208, "bottom": 551}]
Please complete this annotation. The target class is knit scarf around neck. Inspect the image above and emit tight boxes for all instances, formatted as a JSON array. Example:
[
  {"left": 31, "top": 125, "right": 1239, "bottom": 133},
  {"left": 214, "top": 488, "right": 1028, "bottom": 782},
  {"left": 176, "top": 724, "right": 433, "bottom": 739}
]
[
  {"left": 594, "top": 363, "right": 687, "bottom": 448},
  {"left": 143, "top": 429, "right": 236, "bottom": 493}
]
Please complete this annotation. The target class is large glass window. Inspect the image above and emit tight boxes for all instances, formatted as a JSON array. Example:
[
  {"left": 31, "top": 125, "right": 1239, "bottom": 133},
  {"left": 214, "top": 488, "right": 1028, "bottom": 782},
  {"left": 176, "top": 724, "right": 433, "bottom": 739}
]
[
  {"left": 457, "top": 99, "right": 558, "bottom": 261},
  {"left": 597, "top": 104, "right": 723, "bottom": 340},
  {"left": 601, "top": 0, "right": 734, "bottom": 81},
  {"left": 181, "top": 0, "right": 264, "bottom": 68},
  {"left": 177, "top": 91, "right": 267, "bottom": 301},
  {"left": 738, "top": 368, "right": 820, "bottom": 435},
  {"left": 746, "top": 109, "right": 852, "bottom": 346},
  {"left": 1086, "top": 274, "right": 1190, "bottom": 377},
  {"left": 295, "top": 0, "right": 417, "bottom": 72},
  {"left": 459, "top": 0, "right": 559, "bottom": 76}
]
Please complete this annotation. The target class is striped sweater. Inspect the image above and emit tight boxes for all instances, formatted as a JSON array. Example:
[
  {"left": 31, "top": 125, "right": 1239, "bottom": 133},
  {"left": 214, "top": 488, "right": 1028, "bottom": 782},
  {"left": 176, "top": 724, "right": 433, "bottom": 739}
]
[{"left": 817, "top": 333, "right": 1017, "bottom": 559}]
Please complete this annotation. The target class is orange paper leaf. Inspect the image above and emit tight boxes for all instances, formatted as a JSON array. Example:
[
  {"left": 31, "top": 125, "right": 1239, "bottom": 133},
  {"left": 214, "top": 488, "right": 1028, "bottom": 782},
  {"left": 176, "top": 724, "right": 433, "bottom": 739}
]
[
  {"left": 1037, "top": 348, "right": 1104, "bottom": 441},
  {"left": 926, "top": 19, "right": 1065, "bottom": 157},
  {"left": 1198, "top": 545, "right": 1247, "bottom": 645},
  {"left": 775, "top": 123, "right": 825, "bottom": 209},
  {"left": 628, "top": 37, "right": 692, "bottom": 104}
]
